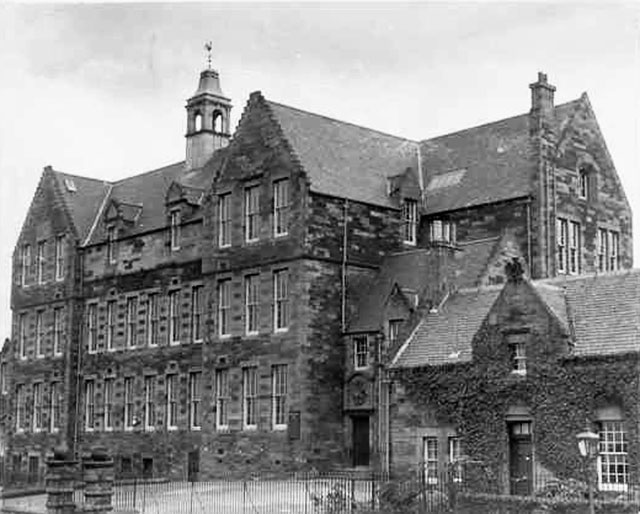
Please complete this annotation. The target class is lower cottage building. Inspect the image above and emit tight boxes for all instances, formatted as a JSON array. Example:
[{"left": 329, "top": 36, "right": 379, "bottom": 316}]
[
  {"left": 389, "top": 264, "right": 640, "bottom": 495},
  {"left": 3, "top": 63, "right": 634, "bottom": 485}
]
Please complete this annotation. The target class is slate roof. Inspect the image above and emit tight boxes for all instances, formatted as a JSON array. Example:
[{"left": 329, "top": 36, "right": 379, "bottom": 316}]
[
  {"left": 421, "top": 99, "right": 581, "bottom": 215},
  {"left": 347, "top": 250, "right": 442, "bottom": 333},
  {"left": 267, "top": 101, "right": 420, "bottom": 208},
  {"left": 52, "top": 171, "right": 111, "bottom": 241},
  {"left": 539, "top": 270, "right": 640, "bottom": 357},
  {"left": 348, "top": 239, "right": 501, "bottom": 334},
  {"left": 452, "top": 237, "right": 501, "bottom": 288},
  {"left": 392, "top": 269, "right": 640, "bottom": 369},
  {"left": 391, "top": 286, "right": 503, "bottom": 368}
]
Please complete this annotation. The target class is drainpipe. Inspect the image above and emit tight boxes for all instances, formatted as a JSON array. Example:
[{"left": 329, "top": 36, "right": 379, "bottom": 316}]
[
  {"left": 526, "top": 200, "right": 532, "bottom": 275},
  {"left": 341, "top": 199, "right": 349, "bottom": 332}
]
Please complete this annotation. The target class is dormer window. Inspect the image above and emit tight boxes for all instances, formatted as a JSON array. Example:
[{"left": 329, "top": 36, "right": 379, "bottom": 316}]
[
  {"left": 170, "top": 210, "right": 181, "bottom": 251},
  {"left": 429, "top": 219, "right": 456, "bottom": 244},
  {"left": 402, "top": 199, "right": 418, "bottom": 245},
  {"left": 106, "top": 226, "right": 117, "bottom": 265}
]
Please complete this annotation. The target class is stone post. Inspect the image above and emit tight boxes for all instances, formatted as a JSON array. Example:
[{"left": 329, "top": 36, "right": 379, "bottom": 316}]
[
  {"left": 45, "top": 454, "right": 78, "bottom": 514},
  {"left": 82, "top": 451, "right": 114, "bottom": 514}
]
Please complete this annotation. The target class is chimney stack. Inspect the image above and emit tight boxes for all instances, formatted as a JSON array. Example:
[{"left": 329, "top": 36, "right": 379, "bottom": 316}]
[{"left": 529, "top": 72, "right": 556, "bottom": 130}]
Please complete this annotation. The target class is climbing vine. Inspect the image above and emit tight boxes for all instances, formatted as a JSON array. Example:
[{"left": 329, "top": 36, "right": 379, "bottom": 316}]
[{"left": 393, "top": 326, "right": 639, "bottom": 490}]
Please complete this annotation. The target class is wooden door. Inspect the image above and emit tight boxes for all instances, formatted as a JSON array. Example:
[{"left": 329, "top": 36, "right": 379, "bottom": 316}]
[
  {"left": 509, "top": 421, "right": 533, "bottom": 495},
  {"left": 352, "top": 416, "right": 370, "bottom": 467}
]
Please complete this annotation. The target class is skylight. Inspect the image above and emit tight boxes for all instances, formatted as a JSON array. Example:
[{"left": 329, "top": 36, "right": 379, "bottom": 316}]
[
  {"left": 64, "top": 178, "right": 77, "bottom": 192},
  {"left": 427, "top": 169, "right": 466, "bottom": 190}
]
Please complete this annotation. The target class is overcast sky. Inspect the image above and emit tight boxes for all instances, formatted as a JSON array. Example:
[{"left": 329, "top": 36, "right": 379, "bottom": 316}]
[{"left": 0, "top": 2, "right": 639, "bottom": 340}]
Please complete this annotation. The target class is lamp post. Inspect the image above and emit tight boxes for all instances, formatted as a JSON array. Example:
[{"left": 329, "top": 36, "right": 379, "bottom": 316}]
[{"left": 576, "top": 426, "right": 599, "bottom": 514}]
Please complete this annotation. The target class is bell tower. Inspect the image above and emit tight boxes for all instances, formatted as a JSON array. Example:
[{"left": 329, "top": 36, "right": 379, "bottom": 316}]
[{"left": 185, "top": 45, "right": 232, "bottom": 170}]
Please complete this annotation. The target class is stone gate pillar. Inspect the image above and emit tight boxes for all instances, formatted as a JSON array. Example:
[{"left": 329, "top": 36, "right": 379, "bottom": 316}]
[
  {"left": 82, "top": 450, "right": 114, "bottom": 514},
  {"left": 45, "top": 453, "right": 78, "bottom": 514}
]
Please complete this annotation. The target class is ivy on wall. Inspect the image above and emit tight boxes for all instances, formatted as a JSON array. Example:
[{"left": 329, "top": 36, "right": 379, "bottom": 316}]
[{"left": 394, "top": 324, "right": 639, "bottom": 490}]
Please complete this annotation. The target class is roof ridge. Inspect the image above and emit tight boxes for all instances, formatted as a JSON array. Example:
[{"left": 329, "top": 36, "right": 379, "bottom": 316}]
[
  {"left": 420, "top": 98, "right": 581, "bottom": 143},
  {"left": 266, "top": 99, "right": 418, "bottom": 144},
  {"left": 53, "top": 169, "right": 112, "bottom": 185},
  {"left": 113, "top": 160, "right": 185, "bottom": 185}
]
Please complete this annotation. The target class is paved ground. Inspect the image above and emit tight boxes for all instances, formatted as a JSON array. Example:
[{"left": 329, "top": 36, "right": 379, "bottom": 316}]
[{"left": 2, "top": 479, "right": 377, "bottom": 514}]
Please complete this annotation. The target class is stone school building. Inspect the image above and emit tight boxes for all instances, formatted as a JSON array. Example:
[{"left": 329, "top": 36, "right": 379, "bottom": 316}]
[{"left": 2, "top": 64, "right": 634, "bottom": 486}]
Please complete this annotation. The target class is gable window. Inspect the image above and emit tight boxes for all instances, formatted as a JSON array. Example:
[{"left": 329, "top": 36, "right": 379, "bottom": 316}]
[
  {"left": 21, "top": 244, "right": 31, "bottom": 286},
  {"left": 218, "top": 193, "right": 231, "bottom": 247},
  {"left": 84, "top": 379, "right": 95, "bottom": 431},
  {"left": 189, "top": 371, "right": 202, "bottom": 430},
  {"left": 49, "top": 382, "right": 60, "bottom": 433},
  {"left": 243, "top": 366, "right": 258, "bottom": 429},
  {"left": 245, "top": 274, "right": 259, "bottom": 335},
  {"left": 104, "top": 378, "right": 114, "bottom": 431},
  {"left": 569, "top": 221, "right": 581, "bottom": 274},
  {"left": 271, "top": 364, "right": 288, "bottom": 430},
  {"left": 609, "top": 231, "right": 619, "bottom": 271},
  {"left": 144, "top": 375, "right": 155, "bottom": 431},
  {"left": 87, "top": 304, "right": 98, "bottom": 353},
  {"left": 273, "top": 178, "right": 290, "bottom": 237},
  {"left": 244, "top": 185, "right": 260, "bottom": 242},
  {"left": 430, "top": 219, "right": 456, "bottom": 244},
  {"left": 191, "top": 286, "right": 203, "bottom": 343},
  {"left": 215, "top": 369, "right": 230, "bottom": 430},
  {"left": 106, "top": 226, "right": 117, "bottom": 265},
  {"left": 53, "top": 307, "right": 63, "bottom": 356},
  {"left": 33, "top": 383, "right": 44, "bottom": 432},
  {"left": 18, "top": 313, "right": 26, "bottom": 360},
  {"left": 597, "top": 228, "right": 609, "bottom": 272},
  {"left": 37, "top": 241, "right": 46, "bottom": 284},
  {"left": 556, "top": 218, "right": 568, "bottom": 273},
  {"left": 16, "top": 384, "right": 26, "bottom": 432},
  {"left": 166, "top": 373, "right": 178, "bottom": 430},
  {"left": 388, "top": 319, "right": 403, "bottom": 347},
  {"left": 507, "top": 333, "right": 527, "bottom": 375},
  {"left": 273, "top": 269, "right": 289, "bottom": 332},
  {"left": 126, "top": 298, "right": 137, "bottom": 348},
  {"left": 55, "top": 235, "right": 65, "bottom": 281},
  {"left": 403, "top": 199, "right": 418, "bottom": 245},
  {"left": 124, "top": 377, "right": 134, "bottom": 430},
  {"left": 168, "top": 290, "right": 180, "bottom": 345},
  {"left": 598, "top": 420, "right": 628, "bottom": 491},
  {"left": 353, "top": 335, "right": 369, "bottom": 369},
  {"left": 578, "top": 168, "right": 589, "bottom": 199},
  {"left": 106, "top": 301, "right": 116, "bottom": 351},
  {"left": 217, "top": 279, "right": 231, "bottom": 337},
  {"left": 35, "top": 311, "right": 44, "bottom": 358},
  {"left": 170, "top": 210, "right": 181, "bottom": 251},
  {"left": 147, "top": 294, "right": 159, "bottom": 347}
]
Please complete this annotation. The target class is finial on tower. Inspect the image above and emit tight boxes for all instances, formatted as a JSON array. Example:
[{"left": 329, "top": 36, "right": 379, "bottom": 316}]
[{"left": 205, "top": 41, "right": 213, "bottom": 70}]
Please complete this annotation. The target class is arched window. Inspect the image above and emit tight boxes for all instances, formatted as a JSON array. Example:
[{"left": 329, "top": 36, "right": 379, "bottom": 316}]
[
  {"left": 194, "top": 113, "right": 203, "bottom": 132},
  {"left": 213, "top": 111, "right": 223, "bottom": 134}
]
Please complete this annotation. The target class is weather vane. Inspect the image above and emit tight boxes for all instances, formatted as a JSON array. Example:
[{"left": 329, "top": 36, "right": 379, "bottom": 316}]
[{"left": 205, "top": 41, "right": 213, "bottom": 70}]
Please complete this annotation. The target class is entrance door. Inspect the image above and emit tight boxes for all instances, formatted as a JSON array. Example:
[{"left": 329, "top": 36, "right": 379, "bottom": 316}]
[
  {"left": 187, "top": 450, "right": 200, "bottom": 482},
  {"left": 509, "top": 421, "right": 533, "bottom": 495},
  {"left": 352, "top": 416, "right": 370, "bottom": 467}
]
